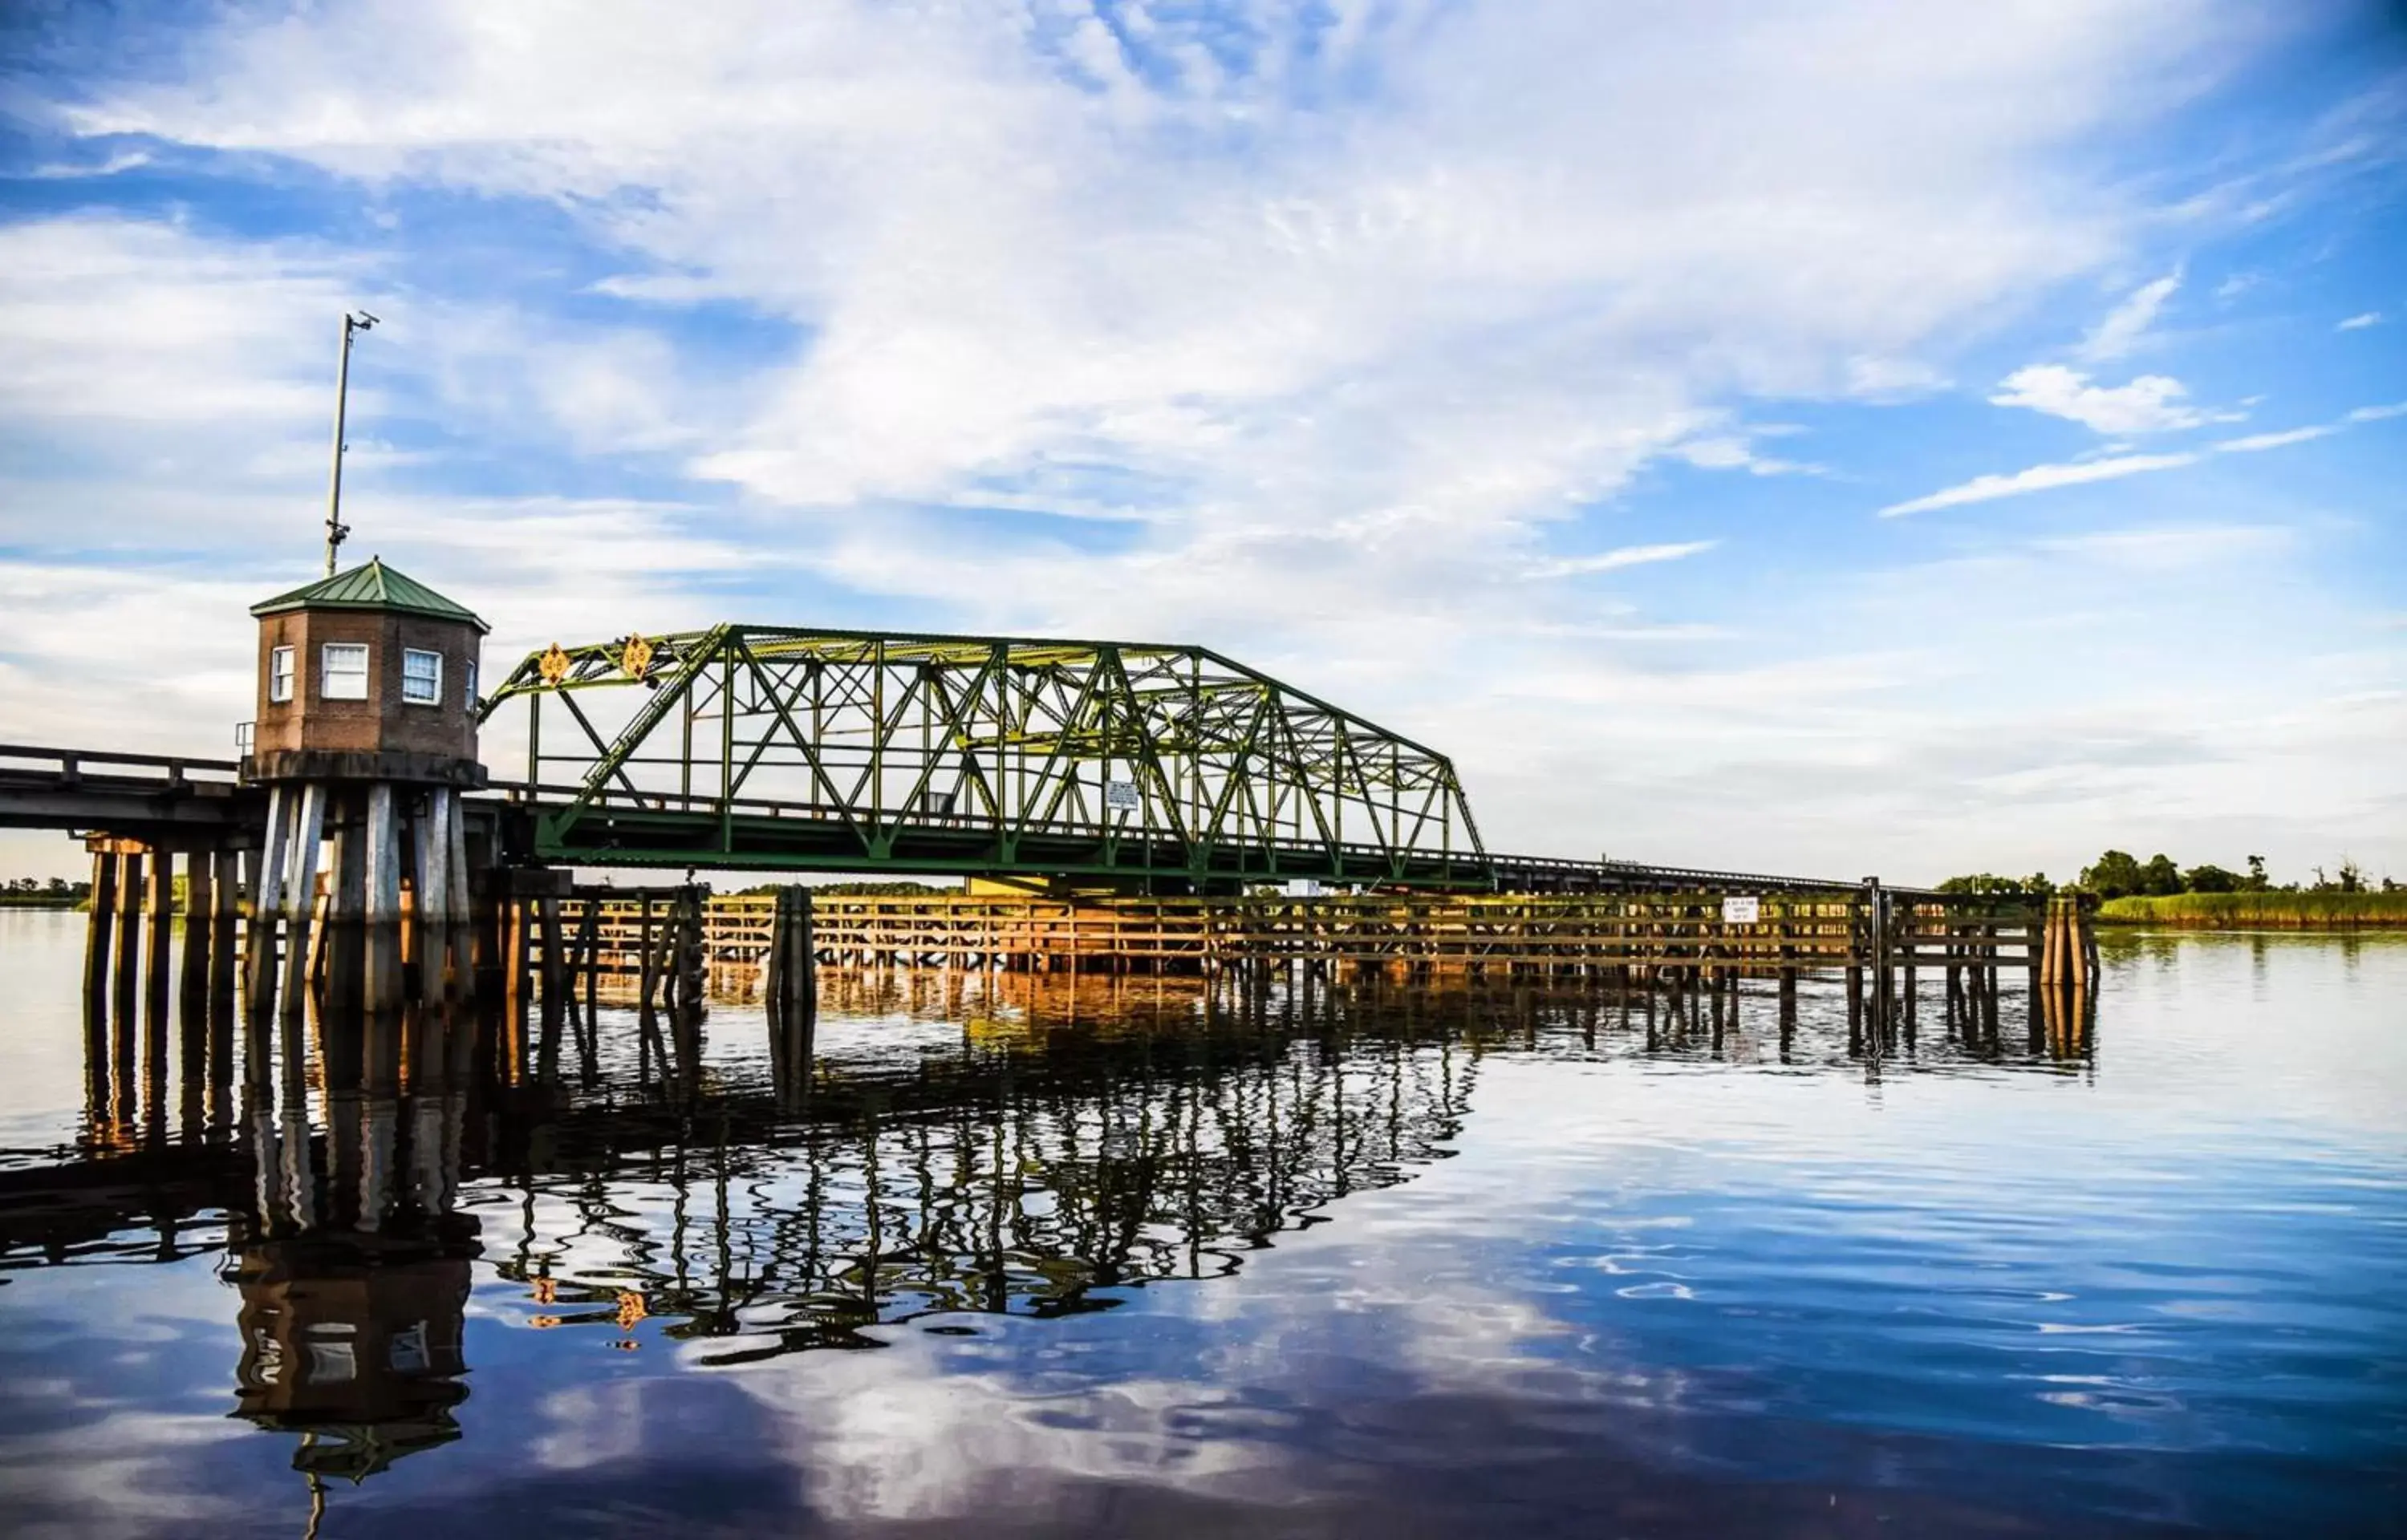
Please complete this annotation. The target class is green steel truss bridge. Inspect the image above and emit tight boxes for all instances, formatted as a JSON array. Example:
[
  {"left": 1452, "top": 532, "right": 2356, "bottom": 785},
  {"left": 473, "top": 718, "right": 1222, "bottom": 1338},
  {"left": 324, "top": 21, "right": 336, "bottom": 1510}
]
[
  {"left": 473, "top": 625, "right": 1867, "bottom": 895},
  {"left": 481, "top": 625, "right": 1486, "bottom": 890}
]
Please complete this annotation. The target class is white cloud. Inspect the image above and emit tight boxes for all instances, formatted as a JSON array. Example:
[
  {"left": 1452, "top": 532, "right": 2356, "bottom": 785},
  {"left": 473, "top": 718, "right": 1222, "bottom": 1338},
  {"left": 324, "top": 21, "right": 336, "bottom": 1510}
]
[
  {"left": 2214, "top": 424, "right": 2336, "bottom": 452},
  {"left": 2336, "top": 310, "right": 2383, "bottom": 330},
  {"left": 1843, "top": 355, "right": 1950, "bottom": 398},
  {"left": 1883, "top": 393, "right": 2407, "bottom": 517},
  {"left": 1878, "top": 452, "right": 2198, "bottom": 517},
  {"left": 54, "top": 0, "right": 2234, "bottom": 540},
  {"left": 1989, "top": 363, "right": 2219, "bottom": 434},
  {"left": 2032, "top": 524, "right": 2289, "bottom": 569},
  {"left": 1672, "top": 436, "right": 1824, "bottom": 476},
  {"left": 1530, "top": 541, "right": 1719, "bottom": 578},
  {"left": 0, "top": 215, "right": 353, "bottom": 432},
  {"left": 2077, "top": 270, "right": 2179, "bottom": 359},
  {"left": 26, "top": 149, "right": 154, "bottom": 179}
]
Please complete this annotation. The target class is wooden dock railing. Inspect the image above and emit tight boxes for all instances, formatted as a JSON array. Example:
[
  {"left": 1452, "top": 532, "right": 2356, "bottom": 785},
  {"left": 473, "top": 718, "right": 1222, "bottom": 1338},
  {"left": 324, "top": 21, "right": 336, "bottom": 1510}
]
[{"left": 551, "top": 888, "right": 2059, "bottom": 984}]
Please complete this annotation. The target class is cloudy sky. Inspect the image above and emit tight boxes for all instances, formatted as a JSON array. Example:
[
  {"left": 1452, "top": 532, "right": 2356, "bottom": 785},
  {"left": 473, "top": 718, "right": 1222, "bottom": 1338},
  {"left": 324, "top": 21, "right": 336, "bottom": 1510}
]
[{"left": 2, "top": 0, "right": 2402, "bottom": 884}]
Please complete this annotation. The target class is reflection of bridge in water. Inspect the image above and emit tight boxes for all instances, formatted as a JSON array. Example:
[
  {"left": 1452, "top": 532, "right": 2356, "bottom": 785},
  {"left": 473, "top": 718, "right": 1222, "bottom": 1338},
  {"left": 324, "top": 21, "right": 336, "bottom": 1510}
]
[{"left": 0, "top": 957, "right": 2092, "bottom": 1483}]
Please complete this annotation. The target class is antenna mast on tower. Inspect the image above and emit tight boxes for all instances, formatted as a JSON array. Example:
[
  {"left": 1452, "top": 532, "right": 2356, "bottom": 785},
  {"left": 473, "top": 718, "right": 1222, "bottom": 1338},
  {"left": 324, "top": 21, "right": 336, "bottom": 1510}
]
[{"left": 323, "top": 310, "right": 379, "bottom": 577}]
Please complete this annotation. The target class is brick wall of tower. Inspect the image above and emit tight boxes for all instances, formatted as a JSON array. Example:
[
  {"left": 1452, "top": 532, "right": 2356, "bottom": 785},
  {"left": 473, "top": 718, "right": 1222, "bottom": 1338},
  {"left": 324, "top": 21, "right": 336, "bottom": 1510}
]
[{"left": 254, "top": 609, "right": 481, "bottom": 762}]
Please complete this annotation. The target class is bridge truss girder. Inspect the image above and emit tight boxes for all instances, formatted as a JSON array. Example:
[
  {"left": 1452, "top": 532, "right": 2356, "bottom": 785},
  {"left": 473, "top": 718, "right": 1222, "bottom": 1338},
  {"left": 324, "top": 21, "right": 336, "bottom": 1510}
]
[{"left": 481, "top": 626, "right": 1488, "bottom": 888}]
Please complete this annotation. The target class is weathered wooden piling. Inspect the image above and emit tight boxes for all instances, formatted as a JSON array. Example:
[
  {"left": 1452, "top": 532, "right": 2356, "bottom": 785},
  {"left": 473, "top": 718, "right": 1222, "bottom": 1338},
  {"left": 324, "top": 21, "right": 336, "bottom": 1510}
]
[
  {"left": 537, "top": 894, "right": 566, "bottom": 1079},
  {"left": 82, "top": 848, "right": 119, "bottom": 1126},
  {"left": 363, "top": 782, "right": 404, "bottom": 1014},
  {"left": 206, "top": 852, "right": 239, "bottom": 1137},
  {"left": 112, "top": 849, "right": 143, "bottom": 1038},
  {"left": 177, "top": 849, "right": 213, "bottom": 1015},
  {"left": 766, "top": 886, "right": 818, "bottom": 1100},
  {"left": 246, "top": 788, "right": 286, "bottom": 1016},
  {"left": 276, "top": 784, "right": 327, "bottom": 1023},
  {"left": 83, "top": 846, "right": 118, "bottom": 1003},
  {"left": 576, "top": 899, "right": 599, "bottom": 1026},
  {"left": 2068, "top": 895, "right": 2091, "bottom": 992},
  {"left": 1865, "top": 878, "right": 1889, "bottom": 1040},
  {"left": 142, "top": 853, "right": 173, "bottom": 1109},
  {"left": 672, "top": 885, "right": 706, "bottom": 1064},
  {"left": 1844, "top": 889, "right": 1865, "bottom": 1040}
]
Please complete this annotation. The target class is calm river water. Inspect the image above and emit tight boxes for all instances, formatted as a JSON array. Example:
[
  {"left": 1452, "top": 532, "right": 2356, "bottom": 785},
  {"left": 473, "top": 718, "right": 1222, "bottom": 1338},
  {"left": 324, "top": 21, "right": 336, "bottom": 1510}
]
[{"left": 0, "top": 912, "right": 2400, "bottom": 1538}]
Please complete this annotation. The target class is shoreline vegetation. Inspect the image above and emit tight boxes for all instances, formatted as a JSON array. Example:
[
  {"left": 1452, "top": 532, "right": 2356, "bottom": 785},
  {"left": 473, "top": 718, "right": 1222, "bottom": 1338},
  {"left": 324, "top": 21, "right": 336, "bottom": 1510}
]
[
  {"left": 1945, "top": 849, "right": 2403, "bottom": 932},
  {"left": 2096, "top": 893, "right": 2407, "bottom": 930}
]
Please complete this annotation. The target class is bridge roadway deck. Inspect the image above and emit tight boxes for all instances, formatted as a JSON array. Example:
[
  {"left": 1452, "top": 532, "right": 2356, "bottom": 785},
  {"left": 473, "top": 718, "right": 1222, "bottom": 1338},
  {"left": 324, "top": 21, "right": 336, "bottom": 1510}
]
[
  {"left": 0, "top": 744, "right": 1908, "bottom": 896},
  {"left": 0, "top": 744, "right": 263, "bottom": 842}
]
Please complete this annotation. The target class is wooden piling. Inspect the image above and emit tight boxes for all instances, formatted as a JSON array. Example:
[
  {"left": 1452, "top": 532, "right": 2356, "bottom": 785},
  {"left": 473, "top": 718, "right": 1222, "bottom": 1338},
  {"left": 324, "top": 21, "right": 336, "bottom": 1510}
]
[
  {"left": 1980, "top": 917, "right": 2001, "bottom": 1040},
  {"left": 1844, "top": 889, "right": 1865, "bottom": 1040},
  {"left": 180, "top": 849, "right": 213, "bottom": 1015},
  {"left": 203, "top": 848, "right": 238, "bottom": 1125},
  {"left": 501, "top": 897, "right": 530, "bottom": 1081},
  {"left": 246, "top": 788, "right": 289, "bottom": 1015},
  {"left": 444, "top": 790, "right": 475, "bottom": 1003},
  {"left": 2040, "top": 896, "right": 2060, "bottom": 987},
  {"left": 409, "top": 791, "right": 438, "bottom": 979},
  {"left": 138, "top": 853, "right": 173, "bottom": 1135},
  {"left": 577, "top": 898, "right": 599, "bottom": 1031},
  {"left": 635, "top": 894, "right": 662, "bottom": 1079},
  {"left": 363, "top": 783, "right": 404, "bottom": 1012},
  {"left": 331, "top": 792, "right": 365, "bottom": 924},
  {"left": 2068, "top": 897, "right": 2090, "bottom": 992},
  {"left": 766, "top": 886, "right": 817, "bottom": 1098},
  {"left": 538, "top": 895, "right": 566, "bottom": 1080},
  {"left": 112, "top": 849, "right": 144, "bottom": 1037},
  {"left": 83, "top": 846, "right": 117, "bottom": 1011},
  {"left": 1902, "top": 898, "right": 1920, "bottom": 1037},
  {"left": 794, "top": 886, "right": 818, "bottom": 1076},
  {"left": 278, "top": 784, "right": 326, "bottom": 1022}
]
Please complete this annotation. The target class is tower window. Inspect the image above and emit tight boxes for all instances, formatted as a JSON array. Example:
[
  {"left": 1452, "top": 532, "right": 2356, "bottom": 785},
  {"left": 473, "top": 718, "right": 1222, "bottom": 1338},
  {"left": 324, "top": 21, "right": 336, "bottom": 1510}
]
[
  {"left": 402, "top": 648, "right": 443, "bottom": 705},
  {"left": 320, "top": 642, "right": 370, "bottom": 700},
  {"left": 464, "top": 659, "right": 479, "bottom": 709},
  {"left": 268, "top": 646, "right": 294, "bottom": 703}
]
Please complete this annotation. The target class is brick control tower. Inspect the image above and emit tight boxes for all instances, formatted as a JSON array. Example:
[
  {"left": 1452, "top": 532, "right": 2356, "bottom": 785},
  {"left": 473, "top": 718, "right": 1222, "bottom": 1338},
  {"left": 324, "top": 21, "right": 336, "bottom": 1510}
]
[
  {"left": 249, "top": 557, "right": 488, "bottom": 783},
  {"left": 243, "top": 557, "right": 489, "bottom": 1015}
]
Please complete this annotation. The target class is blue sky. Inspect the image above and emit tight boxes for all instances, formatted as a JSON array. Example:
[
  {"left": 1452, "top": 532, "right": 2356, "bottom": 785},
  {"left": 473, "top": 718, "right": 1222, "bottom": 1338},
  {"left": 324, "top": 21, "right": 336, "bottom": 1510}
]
[{"left": 2, "top": 0, "right": 2402, "bottom": 882}]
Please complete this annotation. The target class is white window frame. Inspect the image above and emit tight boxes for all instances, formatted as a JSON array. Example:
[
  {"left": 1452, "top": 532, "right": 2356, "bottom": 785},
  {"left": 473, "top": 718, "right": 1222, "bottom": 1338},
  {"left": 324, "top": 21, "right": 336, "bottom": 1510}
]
[
  {"left": 464, "top": 658, "right": 478, "bottom": 710},
  {"left": 268, "top": 646, "right": 294, "bottom": 703},
  {"left": 401, "top": 647, "right": 443, "bottom": 706},
  {"left": 320, "top": 642, "right": 370, "bottom": 701}
]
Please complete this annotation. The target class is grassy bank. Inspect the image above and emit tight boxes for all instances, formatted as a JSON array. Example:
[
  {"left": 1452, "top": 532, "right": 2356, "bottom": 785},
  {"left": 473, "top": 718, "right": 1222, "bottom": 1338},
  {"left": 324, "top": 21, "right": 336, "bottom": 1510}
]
[
  {"left": 0, "top": 894, "right": 83, "bottom": 910},
  {"left": 2096, "top": 892, "right": 2407, "bottom": 930}
]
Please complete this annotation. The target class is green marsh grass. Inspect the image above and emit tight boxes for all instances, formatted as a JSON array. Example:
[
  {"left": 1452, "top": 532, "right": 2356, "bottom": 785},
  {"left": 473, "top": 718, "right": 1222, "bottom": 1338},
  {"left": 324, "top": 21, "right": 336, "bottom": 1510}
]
[{"left": 2096, "top": 892, "right": 2407, "bottom": 929}]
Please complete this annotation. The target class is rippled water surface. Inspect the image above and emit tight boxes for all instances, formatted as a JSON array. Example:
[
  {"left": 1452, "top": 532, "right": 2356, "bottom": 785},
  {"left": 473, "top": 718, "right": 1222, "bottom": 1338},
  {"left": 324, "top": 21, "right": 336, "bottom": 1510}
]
[{"left": 1, "top": 913, "right": 2401, "bottom": 1538}]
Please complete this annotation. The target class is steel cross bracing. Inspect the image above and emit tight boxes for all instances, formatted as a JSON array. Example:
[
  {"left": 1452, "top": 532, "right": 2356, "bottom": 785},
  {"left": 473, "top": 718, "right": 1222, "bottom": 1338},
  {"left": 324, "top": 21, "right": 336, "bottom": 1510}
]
[{"left": 480, "top": 626, "right": 1488, "bottom": 888}]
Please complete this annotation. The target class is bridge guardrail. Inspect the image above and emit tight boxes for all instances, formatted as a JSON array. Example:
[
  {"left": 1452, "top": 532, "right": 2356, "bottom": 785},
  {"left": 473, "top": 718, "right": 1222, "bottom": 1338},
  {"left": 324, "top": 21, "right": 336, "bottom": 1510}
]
[{"left": 0, "top": 744, "right": 244, "bottom": 787}]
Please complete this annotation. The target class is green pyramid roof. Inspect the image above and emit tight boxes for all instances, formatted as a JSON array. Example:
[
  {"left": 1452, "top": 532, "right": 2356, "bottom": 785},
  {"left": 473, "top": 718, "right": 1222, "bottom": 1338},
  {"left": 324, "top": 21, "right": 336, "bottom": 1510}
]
[{"left": 250, "top": 557, "right": 489, "bottom": 633}]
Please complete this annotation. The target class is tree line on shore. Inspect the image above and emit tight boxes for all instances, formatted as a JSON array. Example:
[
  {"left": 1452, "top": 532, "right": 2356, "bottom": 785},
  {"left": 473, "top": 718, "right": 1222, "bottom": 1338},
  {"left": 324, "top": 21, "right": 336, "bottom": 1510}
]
[
  {"left": 1941, "top": 853, "right": 2398, "bottom": 898},
  {"left": 1, "top": 876, "right": 91, "bottom": 904}
]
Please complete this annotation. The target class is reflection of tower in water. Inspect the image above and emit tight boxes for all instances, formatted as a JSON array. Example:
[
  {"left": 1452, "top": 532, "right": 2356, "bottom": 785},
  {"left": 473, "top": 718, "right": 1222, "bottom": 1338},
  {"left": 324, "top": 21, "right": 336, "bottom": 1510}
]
[
  {"left": 227, "top": 981, "right": 481, "bottom": 1497},
  {"left": 225, "top": 1221, "right": 476, "bottom": 1481}
]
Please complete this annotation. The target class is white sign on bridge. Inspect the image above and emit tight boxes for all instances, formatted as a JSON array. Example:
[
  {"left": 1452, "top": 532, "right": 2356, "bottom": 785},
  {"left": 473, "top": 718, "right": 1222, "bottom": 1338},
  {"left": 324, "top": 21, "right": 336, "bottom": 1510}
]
[
  {"left": 1721, "top": 895, "right": 1761, "bottom": 925},
  {"left": 1103, "top": 778, "right": 1141, "bottom": 812}
]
